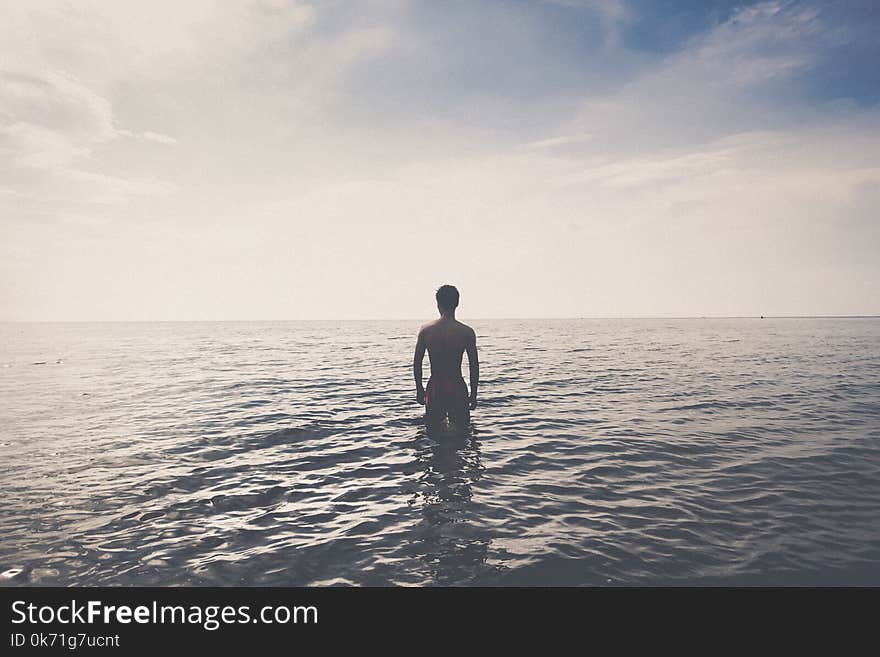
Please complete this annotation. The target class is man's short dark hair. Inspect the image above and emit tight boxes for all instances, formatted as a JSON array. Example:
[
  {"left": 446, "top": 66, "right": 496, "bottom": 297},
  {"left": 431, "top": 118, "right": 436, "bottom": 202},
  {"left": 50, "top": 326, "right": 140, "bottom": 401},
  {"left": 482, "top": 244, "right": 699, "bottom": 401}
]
[{"left": 436, "top": 284, "right": 459, "bottom": 310}]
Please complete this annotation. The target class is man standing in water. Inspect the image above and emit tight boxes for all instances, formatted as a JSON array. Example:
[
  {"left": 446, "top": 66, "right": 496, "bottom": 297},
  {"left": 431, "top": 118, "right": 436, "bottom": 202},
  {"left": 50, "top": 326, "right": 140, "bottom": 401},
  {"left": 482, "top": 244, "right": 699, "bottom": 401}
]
[{"left": 413, "top": 285, "right": 479, "bottom": 430}]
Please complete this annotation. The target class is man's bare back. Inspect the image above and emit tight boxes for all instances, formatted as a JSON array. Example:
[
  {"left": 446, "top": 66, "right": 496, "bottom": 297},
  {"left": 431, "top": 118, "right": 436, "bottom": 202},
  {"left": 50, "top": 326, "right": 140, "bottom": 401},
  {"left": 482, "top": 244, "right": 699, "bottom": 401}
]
[{"left": 413, "top": 285, "right": 479, "bottom": 430}]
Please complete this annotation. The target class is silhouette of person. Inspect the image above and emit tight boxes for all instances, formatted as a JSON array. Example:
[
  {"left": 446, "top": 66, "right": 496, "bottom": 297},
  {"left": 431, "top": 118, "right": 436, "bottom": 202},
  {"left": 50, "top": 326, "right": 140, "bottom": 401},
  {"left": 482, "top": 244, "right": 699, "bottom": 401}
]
[{"left": 413, "top": 285, "right": 479, "bottom": 431}]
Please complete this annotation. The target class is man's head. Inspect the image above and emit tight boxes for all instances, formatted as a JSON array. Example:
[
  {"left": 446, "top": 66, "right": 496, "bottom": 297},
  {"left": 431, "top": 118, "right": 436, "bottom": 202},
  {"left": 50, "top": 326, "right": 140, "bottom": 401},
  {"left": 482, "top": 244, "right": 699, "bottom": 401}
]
[{"left": 436, "top": 284, "right": 459, "bottom": 313}]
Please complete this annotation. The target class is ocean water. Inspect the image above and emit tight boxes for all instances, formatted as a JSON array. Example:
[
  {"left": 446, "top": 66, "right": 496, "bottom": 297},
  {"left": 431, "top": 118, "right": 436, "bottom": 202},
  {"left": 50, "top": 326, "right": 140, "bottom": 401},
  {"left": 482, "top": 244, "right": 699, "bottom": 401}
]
[{"left": 1, "top": 318, "right": 879, "bottom": 586}]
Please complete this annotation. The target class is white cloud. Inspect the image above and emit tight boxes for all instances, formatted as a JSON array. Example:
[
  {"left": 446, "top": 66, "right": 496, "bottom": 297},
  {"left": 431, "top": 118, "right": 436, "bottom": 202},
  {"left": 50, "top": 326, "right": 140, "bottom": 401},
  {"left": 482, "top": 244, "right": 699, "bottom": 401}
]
[
  {"left": 0, "top": 67, "right": 175, "bottom": 207},
  {"left": 559, "top": 1, "right": 830, "bottom": 157}
]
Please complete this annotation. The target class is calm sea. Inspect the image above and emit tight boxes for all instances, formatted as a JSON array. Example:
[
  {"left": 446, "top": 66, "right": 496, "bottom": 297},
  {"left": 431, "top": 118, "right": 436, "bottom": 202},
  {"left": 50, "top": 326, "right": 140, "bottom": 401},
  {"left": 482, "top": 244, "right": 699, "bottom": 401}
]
[{"left": 2, "top": 319, "right": 879, "bottom": 586}]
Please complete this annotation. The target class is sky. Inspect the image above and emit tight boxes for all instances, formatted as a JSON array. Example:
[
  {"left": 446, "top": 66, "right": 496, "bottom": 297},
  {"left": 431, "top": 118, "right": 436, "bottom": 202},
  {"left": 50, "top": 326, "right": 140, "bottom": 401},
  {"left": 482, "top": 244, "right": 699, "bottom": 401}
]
[{"left": 1, "top": 0, "right": 879, "bottom": 320}]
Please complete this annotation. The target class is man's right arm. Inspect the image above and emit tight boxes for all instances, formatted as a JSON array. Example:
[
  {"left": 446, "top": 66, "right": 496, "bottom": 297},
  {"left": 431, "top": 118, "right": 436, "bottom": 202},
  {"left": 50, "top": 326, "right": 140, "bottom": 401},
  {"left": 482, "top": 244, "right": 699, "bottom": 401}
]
[{"left": 413, "top": 329, "right": 427, "bottom": 405}]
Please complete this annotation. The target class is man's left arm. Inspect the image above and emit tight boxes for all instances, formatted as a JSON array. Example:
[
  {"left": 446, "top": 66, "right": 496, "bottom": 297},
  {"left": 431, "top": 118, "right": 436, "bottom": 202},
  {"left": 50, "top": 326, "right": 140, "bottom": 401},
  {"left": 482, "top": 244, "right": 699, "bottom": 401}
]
[{"left": 466, "top": 328, "right": 479, "bottom": 410}]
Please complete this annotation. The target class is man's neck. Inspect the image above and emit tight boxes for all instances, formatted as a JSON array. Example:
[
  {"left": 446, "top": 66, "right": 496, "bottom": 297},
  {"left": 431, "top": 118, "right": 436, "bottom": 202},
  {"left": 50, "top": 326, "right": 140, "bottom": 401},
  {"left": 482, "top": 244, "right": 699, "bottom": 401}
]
[{"left": 439, "top": 310, "right": 456, "bottom": 321}]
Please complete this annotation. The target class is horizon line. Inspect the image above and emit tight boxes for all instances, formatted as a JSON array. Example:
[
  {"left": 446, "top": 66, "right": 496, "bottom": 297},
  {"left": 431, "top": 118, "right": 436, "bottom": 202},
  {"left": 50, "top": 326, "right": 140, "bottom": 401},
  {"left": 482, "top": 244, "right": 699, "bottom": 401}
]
[{"left": 2, "top": 314, "right": 879, "bottom": 323}]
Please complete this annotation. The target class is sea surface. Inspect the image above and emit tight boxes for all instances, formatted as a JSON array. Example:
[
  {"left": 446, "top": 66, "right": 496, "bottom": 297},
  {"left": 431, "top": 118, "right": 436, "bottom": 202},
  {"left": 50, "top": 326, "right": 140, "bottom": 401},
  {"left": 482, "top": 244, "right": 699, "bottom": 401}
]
[{"left": 2, "top": 319, "right": 879, "bottom": 586}]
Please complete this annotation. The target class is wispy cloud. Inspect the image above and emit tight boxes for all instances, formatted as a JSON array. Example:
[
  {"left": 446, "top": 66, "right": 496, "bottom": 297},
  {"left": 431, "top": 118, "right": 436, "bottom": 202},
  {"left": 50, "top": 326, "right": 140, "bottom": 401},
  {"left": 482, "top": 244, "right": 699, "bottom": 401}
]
[
  {"left": 117, "top": 130, "right": 178, "bottom": 145},
  {"left": 520, "top": 133, "right": 594, "bottom": 150}
]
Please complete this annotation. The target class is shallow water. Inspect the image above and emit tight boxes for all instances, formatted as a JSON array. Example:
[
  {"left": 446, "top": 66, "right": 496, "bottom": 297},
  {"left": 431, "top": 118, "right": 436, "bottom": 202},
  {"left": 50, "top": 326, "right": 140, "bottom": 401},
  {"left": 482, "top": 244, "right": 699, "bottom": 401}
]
[{"left": 1, "top": 318, "right": 879, "bottom": 586}]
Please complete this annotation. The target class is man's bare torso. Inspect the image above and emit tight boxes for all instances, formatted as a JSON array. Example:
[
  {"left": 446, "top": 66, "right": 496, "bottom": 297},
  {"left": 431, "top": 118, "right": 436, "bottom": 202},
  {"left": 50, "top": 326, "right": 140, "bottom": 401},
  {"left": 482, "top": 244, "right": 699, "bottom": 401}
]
[
  {"left": 419, "top": 318, "right": 475, "bottom": 379},
  {"left": 413, "top": 312, "right": 479, "bottom": 426}
]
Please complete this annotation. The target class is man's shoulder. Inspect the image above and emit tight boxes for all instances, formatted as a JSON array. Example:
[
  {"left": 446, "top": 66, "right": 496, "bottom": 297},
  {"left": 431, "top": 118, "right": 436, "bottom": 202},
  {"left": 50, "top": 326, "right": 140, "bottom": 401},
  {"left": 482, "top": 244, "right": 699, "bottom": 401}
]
[
  {"left": 456, "top": 321, "right": 476, "bottom": 338},
  {"left": 418, "top": 319, "right": 440, "bottom": 335}
]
